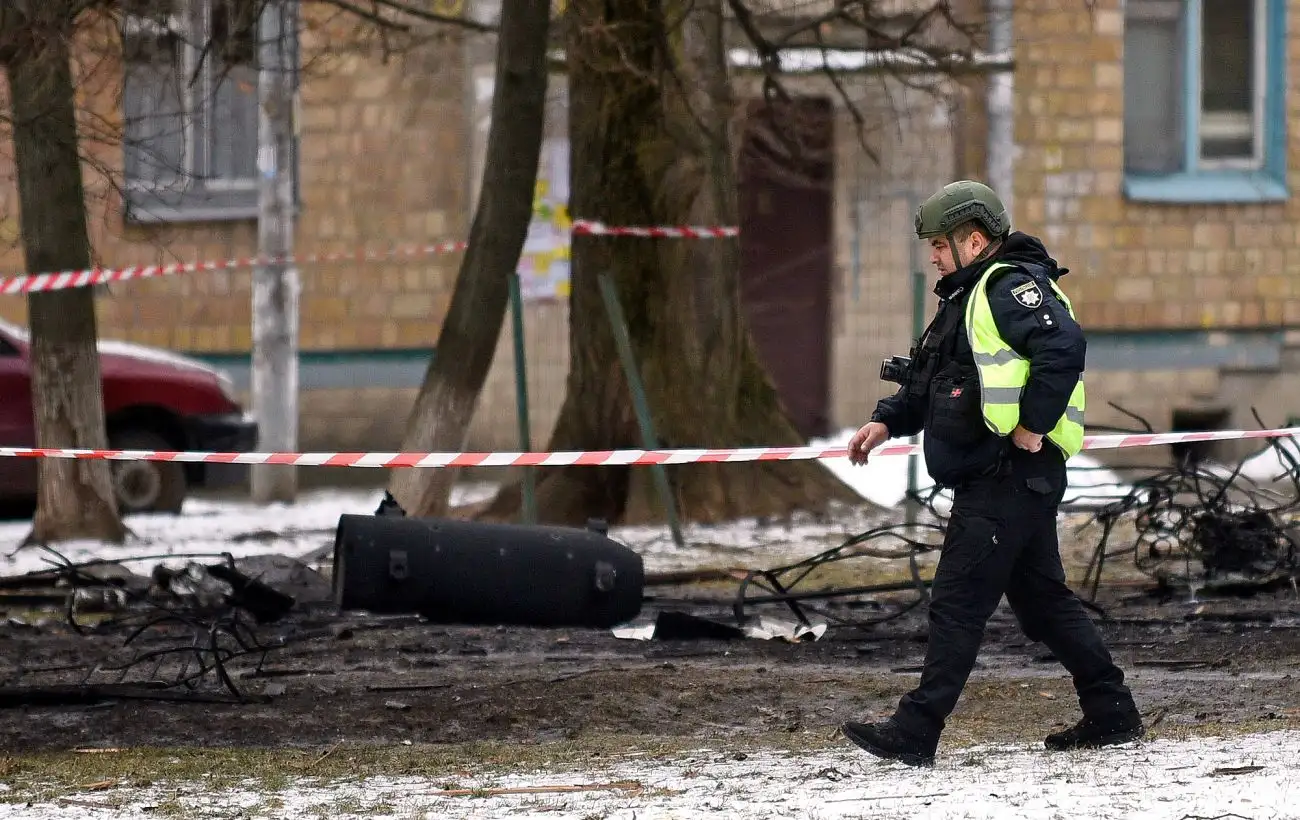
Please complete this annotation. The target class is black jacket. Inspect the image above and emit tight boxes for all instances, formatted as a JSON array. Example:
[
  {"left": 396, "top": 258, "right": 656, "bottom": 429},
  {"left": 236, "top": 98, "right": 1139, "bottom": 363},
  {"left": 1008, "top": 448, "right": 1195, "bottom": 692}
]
[{"left": 869, "top": 232, "right": 1086, "bottom": 486}]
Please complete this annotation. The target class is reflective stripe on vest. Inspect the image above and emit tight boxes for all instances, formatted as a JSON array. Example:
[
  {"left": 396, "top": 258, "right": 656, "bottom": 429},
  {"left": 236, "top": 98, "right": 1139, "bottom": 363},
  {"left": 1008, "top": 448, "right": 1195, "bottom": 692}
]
[{"left": 963, "top": 262, "right": 1087, "bottom": 459}]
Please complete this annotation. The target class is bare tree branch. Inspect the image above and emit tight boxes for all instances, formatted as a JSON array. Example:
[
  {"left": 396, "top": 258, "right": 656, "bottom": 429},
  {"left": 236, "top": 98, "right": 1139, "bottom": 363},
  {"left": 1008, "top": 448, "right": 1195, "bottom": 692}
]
[
  {"left": 311, "top": 0, "right": 498, "bottom": 33},
  {"left": 722, "top": 0, "right": 789, "bottom": 106},
  {"left": 373, "top": 0, "right": 496, "bottom": 31},
  {"left": 810, "top": 24, "right": 877, "bottom": 163},
  {"left": 314, "top": 0, "right": 412, "bottom": 31},
  {"left": 763, "top": 0, "right": 864, "bottom": 49},
  {"left": 714, "top": 0, "right": 993, "bottom": 171}
]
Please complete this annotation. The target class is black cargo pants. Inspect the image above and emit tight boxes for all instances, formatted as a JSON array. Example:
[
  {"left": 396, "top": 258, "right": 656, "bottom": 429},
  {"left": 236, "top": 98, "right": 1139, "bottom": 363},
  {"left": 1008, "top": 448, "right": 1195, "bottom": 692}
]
[{"left": 892, "top": 445, "right": 1137, "bottom": 742}]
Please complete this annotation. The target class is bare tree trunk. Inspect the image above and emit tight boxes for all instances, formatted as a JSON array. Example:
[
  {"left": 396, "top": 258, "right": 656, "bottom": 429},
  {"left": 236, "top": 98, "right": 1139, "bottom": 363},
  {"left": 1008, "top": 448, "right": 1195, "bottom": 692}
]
[
  {"left": 3, "top": 6, "right": 126, "bottom": 544},
  {"left": 386, "top": 0, "right": 552, "bottom": 517},
  {"left": 480, "top": 0, "right": 857, "bottom": 526}
]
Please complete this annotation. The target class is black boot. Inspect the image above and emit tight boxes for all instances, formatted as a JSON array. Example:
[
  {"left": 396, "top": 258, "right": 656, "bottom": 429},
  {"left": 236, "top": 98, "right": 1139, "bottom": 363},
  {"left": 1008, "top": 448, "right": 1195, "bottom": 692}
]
[
  {"left": 841, "top": 719, "right": 938, "bottom": 767},
  {"left": 1045, "top": 711, "right": 1144, "bottom": 751}
]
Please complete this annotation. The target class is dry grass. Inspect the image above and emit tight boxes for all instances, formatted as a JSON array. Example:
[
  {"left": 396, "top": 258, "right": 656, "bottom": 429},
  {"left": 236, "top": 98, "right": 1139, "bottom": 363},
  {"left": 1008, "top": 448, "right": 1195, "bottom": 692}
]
[{"left": 1, "top": 674, "right": 1295, "bottom": 808}]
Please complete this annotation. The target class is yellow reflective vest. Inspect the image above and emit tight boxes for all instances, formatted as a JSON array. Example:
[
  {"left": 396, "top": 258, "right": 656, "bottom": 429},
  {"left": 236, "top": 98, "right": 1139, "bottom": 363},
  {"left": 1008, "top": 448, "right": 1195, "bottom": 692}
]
[{"left": 963, "top": 262, "right": 1086, "bottom": 459}]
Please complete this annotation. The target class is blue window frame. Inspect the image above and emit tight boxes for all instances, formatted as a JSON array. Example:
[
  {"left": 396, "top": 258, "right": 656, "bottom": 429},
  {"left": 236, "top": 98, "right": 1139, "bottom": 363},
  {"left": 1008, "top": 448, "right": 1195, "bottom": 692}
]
[{"left": 1122, "top": 0, "right": 1287, "bottom": 203}]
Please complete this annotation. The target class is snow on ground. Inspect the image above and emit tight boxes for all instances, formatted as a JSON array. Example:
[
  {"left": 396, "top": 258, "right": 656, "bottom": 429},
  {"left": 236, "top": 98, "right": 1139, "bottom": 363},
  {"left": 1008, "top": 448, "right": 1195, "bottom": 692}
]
[
  {"left": 1231, "top": 437, "right": 1300, "bottom": 484},
  {"left": 0, "top": 484, "right": 497, "bottom": 579},
  {"left": 609, "top": 506, "right": 900, "bottom": 574},
  {"left": 809, "top": 427, "right": 1136, "bottom": 513},
  {"left": 0, "top": 429, "right": 1142, "bottom": 581},
  {"left": 2, "top": 730, "right": 1297, "bottom": 819},
  {"left": 0, "top": 483, "right": 889, "bottom": 580}
]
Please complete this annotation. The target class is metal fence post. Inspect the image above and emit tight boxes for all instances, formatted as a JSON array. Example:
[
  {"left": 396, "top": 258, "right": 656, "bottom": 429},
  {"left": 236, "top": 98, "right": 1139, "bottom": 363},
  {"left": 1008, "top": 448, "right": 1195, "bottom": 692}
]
[
  {"left": 597, "top": 273, "right": 686, "bottom": 549},
  {"left": 509, "top": 272, "right": 537, "bottom": 524}
]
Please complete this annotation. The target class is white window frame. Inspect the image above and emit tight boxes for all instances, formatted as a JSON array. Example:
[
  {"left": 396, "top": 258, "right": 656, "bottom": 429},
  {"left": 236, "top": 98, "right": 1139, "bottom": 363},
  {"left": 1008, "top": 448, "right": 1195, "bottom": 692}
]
[{"left": 1194, "top": 0, "right": 1266, "bottom": 172}]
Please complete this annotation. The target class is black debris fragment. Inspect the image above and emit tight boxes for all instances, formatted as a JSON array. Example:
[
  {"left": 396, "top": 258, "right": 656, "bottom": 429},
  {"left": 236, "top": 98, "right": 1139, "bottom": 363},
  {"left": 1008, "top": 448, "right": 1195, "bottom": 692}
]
[{"left": 1078, "top": 407, "right": 1300, "bottom": 601}]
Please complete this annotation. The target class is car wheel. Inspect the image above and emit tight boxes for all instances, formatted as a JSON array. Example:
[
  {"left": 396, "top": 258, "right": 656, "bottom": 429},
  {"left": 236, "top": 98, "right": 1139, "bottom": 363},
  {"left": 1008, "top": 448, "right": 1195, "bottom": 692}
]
[{"left": 109, "top": 429, "right": 187, "bottom": 515}]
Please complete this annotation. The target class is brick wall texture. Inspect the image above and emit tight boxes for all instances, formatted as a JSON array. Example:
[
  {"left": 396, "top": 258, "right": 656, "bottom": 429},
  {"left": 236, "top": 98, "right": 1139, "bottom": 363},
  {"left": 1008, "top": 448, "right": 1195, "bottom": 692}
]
[
  {"left": 1012, "top": 0, "right": 1300, "bottom": 331},
  {"left": 0, "top": 9, "right": 468, "bottom": 355}
]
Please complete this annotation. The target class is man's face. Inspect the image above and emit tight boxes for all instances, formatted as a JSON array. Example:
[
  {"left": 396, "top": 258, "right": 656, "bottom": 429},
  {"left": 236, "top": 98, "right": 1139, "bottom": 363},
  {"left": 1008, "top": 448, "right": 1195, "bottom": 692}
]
[{"left": 927, "top": 229, "right": 988, "bottom": 276}]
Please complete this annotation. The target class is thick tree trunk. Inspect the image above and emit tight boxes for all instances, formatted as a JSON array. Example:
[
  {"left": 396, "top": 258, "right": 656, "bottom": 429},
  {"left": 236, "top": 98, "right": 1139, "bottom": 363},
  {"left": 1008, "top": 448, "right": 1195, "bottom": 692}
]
[
  {"left": 480, "top": 0, "right": 857, "bottom": 526},
  {"left": 386, "top": 0, "right": 552, "bottom": 517},
  {"left": 4, "top": 7, "right": 126, "bottom": 544}
]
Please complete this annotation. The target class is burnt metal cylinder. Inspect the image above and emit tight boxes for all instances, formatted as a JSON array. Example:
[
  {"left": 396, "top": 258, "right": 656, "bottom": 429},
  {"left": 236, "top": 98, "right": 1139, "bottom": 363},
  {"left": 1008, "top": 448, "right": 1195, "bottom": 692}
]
[{"left": 332, "top": 514, "right": 644, "bottom": 628}]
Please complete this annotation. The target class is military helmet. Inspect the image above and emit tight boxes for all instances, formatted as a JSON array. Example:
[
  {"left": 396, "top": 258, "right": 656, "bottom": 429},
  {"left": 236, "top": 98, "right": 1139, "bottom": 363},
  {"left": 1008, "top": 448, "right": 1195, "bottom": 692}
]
[{"left": 914, "top": 180, "right": 1010, "bottom": 240}]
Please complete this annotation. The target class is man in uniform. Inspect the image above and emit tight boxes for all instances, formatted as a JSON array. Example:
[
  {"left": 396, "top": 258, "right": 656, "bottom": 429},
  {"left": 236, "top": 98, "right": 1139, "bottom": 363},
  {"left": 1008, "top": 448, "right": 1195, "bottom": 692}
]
[{"left": 840, "top": 180, "right": 1143, "bottom": 767}]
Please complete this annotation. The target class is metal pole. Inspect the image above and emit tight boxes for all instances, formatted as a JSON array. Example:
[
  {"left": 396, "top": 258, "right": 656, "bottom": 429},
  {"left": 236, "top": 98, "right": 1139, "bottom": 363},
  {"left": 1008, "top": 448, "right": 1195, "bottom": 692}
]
[
  {"left": 904, "top": 191, "right": 927, "bottom": 528},
  {"left": 597, "top": 273, "right": 686, "bottom": 549},
  {"left": 906, "top": 269, "right": 926, "bottom": 527},
  {"left": 987, "top": 0, "right": 1015, "bottom": 214},
  {"left": 509, "top": 273, "right": 537, "bottom": 524},
  {"left": 906, "top": 262, "right": 930, "bottom": 600},
  {"left": 850, "top": 194, "right": 862, "bottom": 303},
  {"left": 251, "top": 0, "right": 300, "bottom": 503}
]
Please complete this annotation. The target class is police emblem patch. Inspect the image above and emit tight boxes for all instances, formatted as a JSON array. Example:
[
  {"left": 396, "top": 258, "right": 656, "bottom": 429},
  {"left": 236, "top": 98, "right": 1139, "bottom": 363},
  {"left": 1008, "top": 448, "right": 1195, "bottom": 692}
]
[{"left": 1011, "top": 281, "right": 1043, "bottom": 308}]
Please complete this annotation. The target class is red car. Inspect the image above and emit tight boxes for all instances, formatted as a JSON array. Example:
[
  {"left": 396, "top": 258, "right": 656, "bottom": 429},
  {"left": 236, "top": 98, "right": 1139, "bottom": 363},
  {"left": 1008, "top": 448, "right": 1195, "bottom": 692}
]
[{"left": 0, "top": 319, "right": 257, "bottom": 514}]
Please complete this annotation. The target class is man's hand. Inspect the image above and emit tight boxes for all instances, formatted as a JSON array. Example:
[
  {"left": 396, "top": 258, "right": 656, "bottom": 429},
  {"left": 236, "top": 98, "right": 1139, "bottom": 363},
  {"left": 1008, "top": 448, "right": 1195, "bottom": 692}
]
[
  {"left": 848, "top": 421, "right": 890, "bottom": 466},
  {"left": 1011, "top": 424, "right": 1044, "bottom": 453}
]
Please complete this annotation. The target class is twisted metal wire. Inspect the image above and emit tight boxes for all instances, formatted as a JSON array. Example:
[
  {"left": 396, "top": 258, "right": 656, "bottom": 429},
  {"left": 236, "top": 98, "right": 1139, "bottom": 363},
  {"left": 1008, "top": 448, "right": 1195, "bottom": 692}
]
[
  {"left": 2, "top": 549, "right": 311, "bottom": 702},
  {"left": 732, "top": 522, "right": 946, "bottom": 629},
  {"left": 1078, "top": 408, "right": 1300, "bottom": 600}
]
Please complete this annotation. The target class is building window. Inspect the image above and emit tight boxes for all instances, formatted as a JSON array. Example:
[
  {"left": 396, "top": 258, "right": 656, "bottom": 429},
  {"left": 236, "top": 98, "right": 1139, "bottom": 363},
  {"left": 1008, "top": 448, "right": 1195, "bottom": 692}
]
[
  {"left": 1122, "top": 0, "right": 1287, "bottom": 203},
  {"left": 121, "top": 0, "right": 297, "bottom": 223}
]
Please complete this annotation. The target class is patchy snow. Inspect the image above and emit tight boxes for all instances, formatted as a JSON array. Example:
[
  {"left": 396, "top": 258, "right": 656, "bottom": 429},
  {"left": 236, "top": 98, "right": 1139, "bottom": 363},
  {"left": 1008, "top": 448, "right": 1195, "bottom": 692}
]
[
  {"left": 0, "top": 485, "right": 498, "bottom": 579},
  {"left": 610, "top": 504, "right": 902, "bottom": 574},
  {"left": 1232, "top": 438, "right": 1300, "bottom": 484},
  {"left": 0, "top": 482, "right": 891, "bottom": 580},
  {"left": 809, "top": 427, "right": 1135, "bottom": 513},
  {"left": 728, "top": 46, "right": 1011, "bottom": 75},
  {"left": 2, "top": 730, "right": 1298, "bottom": 819}
]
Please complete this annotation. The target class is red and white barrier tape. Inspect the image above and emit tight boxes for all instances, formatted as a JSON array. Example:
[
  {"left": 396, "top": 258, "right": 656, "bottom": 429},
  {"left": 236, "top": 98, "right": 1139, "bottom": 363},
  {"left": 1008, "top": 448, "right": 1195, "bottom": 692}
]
[
  {"left": 0, "top": 242, "right": 469, "bottom": 296},
  {"left": 0, "top": 427, "right": 1295, "bottom": 468},
  {"left": 0, "top": 220, "right": 738, "bottom": 295},
  {"left": 571, "top": 220, "right": 740, "bottom": 239}
]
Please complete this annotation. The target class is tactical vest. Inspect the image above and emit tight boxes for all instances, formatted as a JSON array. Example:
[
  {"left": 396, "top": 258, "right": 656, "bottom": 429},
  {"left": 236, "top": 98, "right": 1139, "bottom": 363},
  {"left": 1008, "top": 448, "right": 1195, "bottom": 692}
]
[{"left": 964, "top": 262, "right": 1086, "bottom": 458}]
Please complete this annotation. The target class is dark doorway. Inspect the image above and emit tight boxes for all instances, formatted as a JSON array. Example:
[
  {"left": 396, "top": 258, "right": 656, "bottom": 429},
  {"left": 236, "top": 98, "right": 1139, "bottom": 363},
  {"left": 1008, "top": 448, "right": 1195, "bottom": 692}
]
[
  {"left": 1171, "top": 407, "right": 1231, "bottom": 466},
  {"left": 738, "top": 96, "right": 835, "bottom": 440}
]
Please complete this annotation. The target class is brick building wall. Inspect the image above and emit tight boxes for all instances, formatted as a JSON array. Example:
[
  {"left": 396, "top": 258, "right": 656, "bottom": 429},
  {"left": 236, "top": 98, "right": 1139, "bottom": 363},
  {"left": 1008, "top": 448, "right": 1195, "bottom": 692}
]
[
  {"left": 0, "top": 7, "right": 478, "bottom": 454},
  {"left": 1011, "top": 0, "right": 1300, "bottom": 451},
  {"left": 828, "top": 80, "right": 966, "bottom": 431}
]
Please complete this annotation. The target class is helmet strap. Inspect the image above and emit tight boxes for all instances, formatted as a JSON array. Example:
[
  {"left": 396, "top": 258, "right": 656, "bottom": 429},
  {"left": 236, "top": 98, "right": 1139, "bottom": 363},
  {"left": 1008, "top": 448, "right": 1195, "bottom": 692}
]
[
  {"left": 946, "top": 227, "right": 1002, "bottom": 271},
  {"left": 946, "top": 231, "right": 965, "bottom": 269}
]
